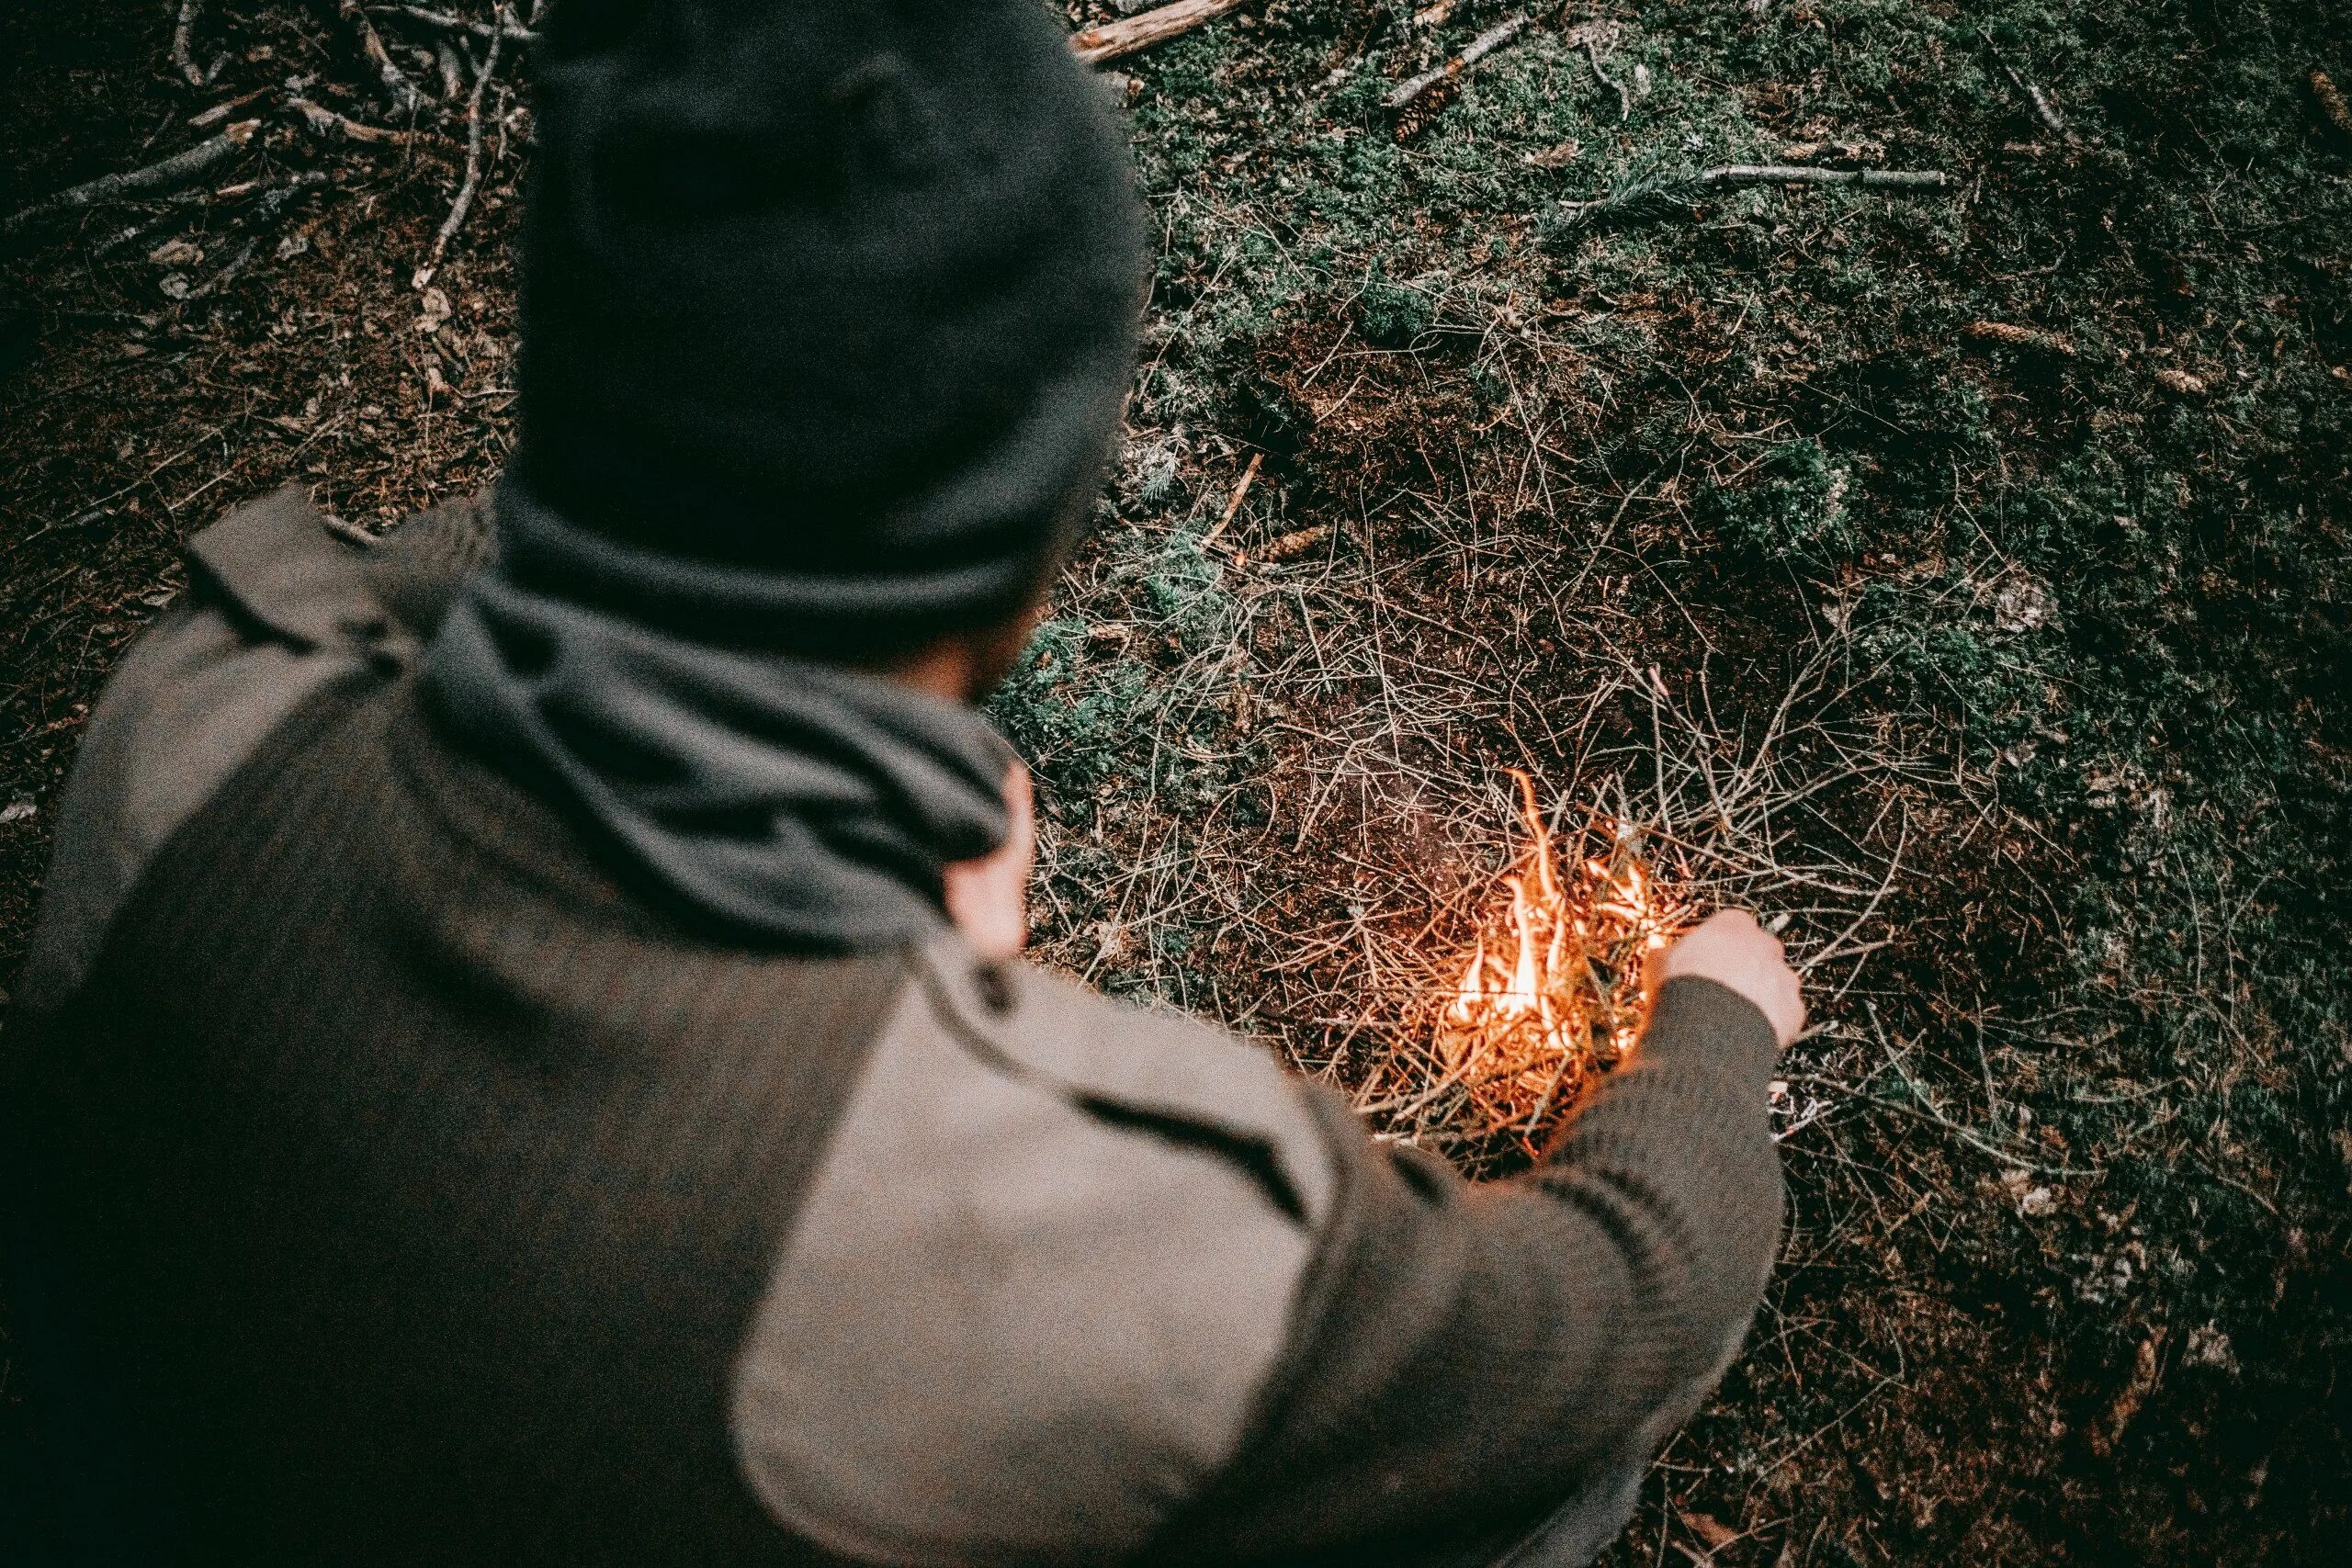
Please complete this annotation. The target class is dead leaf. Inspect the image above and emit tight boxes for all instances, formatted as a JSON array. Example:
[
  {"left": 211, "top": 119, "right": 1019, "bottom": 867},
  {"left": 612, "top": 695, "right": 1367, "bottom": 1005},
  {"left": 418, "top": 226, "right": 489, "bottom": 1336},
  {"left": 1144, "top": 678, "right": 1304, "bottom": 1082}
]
[{"left": 1679, "top": 1509, "right": 1741, "bottom": 1551}]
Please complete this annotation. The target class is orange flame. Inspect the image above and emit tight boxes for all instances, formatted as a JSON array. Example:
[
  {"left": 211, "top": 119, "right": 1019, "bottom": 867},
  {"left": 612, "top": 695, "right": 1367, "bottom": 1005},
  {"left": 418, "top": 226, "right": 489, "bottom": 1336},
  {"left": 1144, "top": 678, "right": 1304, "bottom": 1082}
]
[{"left": 1431, "top": 772, "right": 1681, "bottom": 1139}]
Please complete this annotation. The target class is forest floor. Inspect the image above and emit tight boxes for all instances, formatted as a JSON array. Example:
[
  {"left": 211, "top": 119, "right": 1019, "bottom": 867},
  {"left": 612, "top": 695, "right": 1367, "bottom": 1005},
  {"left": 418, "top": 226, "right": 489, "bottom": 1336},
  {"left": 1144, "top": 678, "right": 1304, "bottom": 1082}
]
[{"left": 5, "top": 1, "right": 2349, "bottom": 1562}]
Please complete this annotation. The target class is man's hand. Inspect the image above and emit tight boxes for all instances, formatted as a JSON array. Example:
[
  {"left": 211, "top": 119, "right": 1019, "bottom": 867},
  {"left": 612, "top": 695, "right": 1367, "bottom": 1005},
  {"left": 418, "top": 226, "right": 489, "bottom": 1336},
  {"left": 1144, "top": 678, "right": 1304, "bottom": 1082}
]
[
  {"left": 943, "top": 761, "right": 1035, "bottom": 960},
  {"left": 1653, "top": 908, "right": 1805, "bottom": 1048}
]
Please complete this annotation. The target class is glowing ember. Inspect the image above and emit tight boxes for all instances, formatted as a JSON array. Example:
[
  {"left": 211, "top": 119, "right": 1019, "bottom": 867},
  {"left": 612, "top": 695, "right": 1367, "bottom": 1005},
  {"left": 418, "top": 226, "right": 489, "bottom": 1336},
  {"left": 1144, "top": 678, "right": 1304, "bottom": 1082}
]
[{"left": 1430, "top": 772, "right": 1682, "bottom": 1140}]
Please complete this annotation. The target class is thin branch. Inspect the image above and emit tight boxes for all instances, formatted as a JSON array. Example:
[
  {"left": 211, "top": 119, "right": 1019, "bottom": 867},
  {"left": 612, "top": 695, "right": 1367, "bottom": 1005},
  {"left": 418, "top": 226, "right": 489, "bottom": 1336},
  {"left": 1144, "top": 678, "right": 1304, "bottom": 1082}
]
[
  {"left": 1582, "top": 32, "right": 1631, "bottom": 122},
  {"left": 1070, "top": 0, "right": 1253, "bottom": 68},
  {"left": 1384, "top": 12, "right": 1529, "bottom": 113},
  {"left": 338, "top": 0, "right": 429, "bottom": 116},
  {"left": 1202, "top": 452, "right": 1263, "bottom": 547},
  {"left": 1, "top": 119, "right": 259, "bottom": 243},
  {"left": 1977, "top": 28, "right": 2069, "bottom": 139},
  {"left": 289, "top": 95, "right": 434, "bottom": 146},
  {"left": 416, "top": 12, "right": 506, "bottom": 288},
  {"left": 172, "top": 0, "right": 209, "bottom": 87},
  {"left": 375, "top": 4, "right": 541, "bottom": 44},
  {"left": 1550, "top": 164, "right": 1951, "bottom": 237}
]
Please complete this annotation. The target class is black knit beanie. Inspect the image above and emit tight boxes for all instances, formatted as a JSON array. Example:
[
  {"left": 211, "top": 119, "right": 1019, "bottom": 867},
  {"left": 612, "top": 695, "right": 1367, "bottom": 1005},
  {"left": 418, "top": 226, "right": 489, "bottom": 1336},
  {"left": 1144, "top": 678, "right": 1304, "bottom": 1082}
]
[{"left": 508, "top": 0, "right": 1146, "bottom": 656}]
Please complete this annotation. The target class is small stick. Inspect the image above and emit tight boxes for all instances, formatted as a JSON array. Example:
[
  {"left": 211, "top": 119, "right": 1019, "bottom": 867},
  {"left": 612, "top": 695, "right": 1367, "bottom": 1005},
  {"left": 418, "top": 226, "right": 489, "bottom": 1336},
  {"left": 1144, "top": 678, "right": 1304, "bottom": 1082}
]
[
  {"left": 171, "top": 0, "right": 208, "bottom": 87},
  {"left": 1070, "top": 0, "right": 1252, "bottom": 68},
  {"left": 1, "top": 119, "right": 259, "bottom": 242},
  {"left": 339, "top": 0, "right": 429, "bottom": 116},
  {"left": 416, "top": 11, "right": 505, "bottom": 288},
  {"left": 1385, "top": 13, "right": 1529, "bottom": 112},
  {"left": 288, "top": 95, "right": 432, "bottom": 145},
  {"left": 190, "top": 87, "right": 270, "bottom": 127},
  {"left": 1202, "top": 452, "right": 1262, "bottom": 547},
  {"left": 1583, "top": 33, "right": 1632, "bottom": 122},
  {"left": 1551, "top": 164, "right": 1950, "bottom": 236},
  {"left": 377, "top": 5, "right": 542, "bottom": 45},
  {"left": 1977, "top": 28, "right": 2068, "bottom": 139},
  {"left": 181, "top": 236, "right": 258, "bottom": 302}
]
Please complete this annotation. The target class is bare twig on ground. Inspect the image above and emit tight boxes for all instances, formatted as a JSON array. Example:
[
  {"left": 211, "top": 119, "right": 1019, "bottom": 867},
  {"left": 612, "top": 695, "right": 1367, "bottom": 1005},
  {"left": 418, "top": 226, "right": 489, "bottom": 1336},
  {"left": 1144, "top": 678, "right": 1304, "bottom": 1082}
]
[
  {"left": 1978, "top": 28, "right": 2070, "bottom": 139},
  {"left": 1583, "top": 32, "right": 1632, "bottom": 122},
  {"left": 1202, "top": 452, "right": 1262, "bottom": 547},
  {"left": 1384, "top": 12, "right": 1530, "bottom": 113},
  {"left": 1, "top": 119, "right": 259, "bottom": 243},
  {"left": 190, "top": 87, "right": 270, "bottom": 127},
  {"left": 1070, "top": 0, "right": 1253, "bottom": 68},
  {"left": 172, "top": 0, "right": 210, "bottom": 87},
  {"left": 377, "top": 5, "right": 542, "bottom": 45},
  {"left": 1551, "top": 164, "right": 1950, "bottom": 236},
  {"left": 289, "top": 95, "right": 434, "bottom": 146},
  {"left": 415, "top": 8, "right": 506, "bottom": 288},
  {"left": 338, "top": 0, "right": 430, "bottom": 115},
  {"left": 181, "top": 237, "right": 258, "bottom": 302}
]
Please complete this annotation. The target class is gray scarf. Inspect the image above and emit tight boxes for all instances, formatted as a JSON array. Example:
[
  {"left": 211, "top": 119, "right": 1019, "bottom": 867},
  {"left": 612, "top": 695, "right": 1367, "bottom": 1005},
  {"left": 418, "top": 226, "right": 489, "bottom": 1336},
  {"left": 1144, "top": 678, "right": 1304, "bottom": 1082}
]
[{"left": 421, "top": 486, "right": 1015, "bottom": 951}]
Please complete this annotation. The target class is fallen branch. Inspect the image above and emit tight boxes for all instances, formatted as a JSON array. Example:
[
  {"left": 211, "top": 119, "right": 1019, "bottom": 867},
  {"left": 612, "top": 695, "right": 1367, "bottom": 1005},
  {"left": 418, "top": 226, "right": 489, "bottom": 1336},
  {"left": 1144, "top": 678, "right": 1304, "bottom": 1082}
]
[
  {"left": 1, "top": 119, "right": 260, "bottom": 243},
  {"left": 376, "top": 4, "right": 541, "bottom": 45},
  {"left": 289, "top": 94, "right": 433, "bottom": 146},
  {"left": 181, "top": 237, "right": 259, "bottom": 303},
  {"left": 338, "top": 0, "right": 430, "bottom": 115},
  {"left": 1201, "top": 452, "right": 1262, "bottom": 547},
  {"left": 415, "top": 10, "right": 506, "bottom": 288},
  {"left": 1549, "top": 164, "right": 1951, "bottom": 236},
  {"left": 191, "top": 87, "right": 271, "bottom": 128},
  {"left": 1070, "top": 0, "right": 1252, "bottom": 68},
  {"left": 1384, "top": 12, "right": 1528, "bottom": 112},
  {"left": 1582, "top": 32, "right": 1631, "bottom": 122},
  {"left": 172, "top": 0, "right": 209, "bottom": 87},
  {"left": 1978, "top": 28, "right": 2069, "bottom": 140}
]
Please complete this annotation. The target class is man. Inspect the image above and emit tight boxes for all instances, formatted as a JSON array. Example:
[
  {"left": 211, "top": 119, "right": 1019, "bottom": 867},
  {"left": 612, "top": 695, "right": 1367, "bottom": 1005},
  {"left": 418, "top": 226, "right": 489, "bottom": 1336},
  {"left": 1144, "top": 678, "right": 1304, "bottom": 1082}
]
[{"left": 6, "top": 1, "right": 1802, "bottom": 1562}]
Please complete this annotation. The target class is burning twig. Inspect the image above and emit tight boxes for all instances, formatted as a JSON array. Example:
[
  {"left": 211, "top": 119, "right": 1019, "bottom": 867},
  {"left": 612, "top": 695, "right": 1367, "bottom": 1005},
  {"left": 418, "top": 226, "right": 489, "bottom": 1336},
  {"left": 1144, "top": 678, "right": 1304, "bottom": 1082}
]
[
  {"left": 416, "top": 9, "right": 507, "bottom": 288},
  {"left": 1548, "top": 164, "right": 1951, "bottom": 238},
  {"left": 1385, "top": 13, "right": 1531, "bottom": 114},
  {"left": 1, "top": 119, "right": 260, "bottom": 243},
  {"left": 1070, "top": 0, "right": 1254, "bottom": 68},
  {"left": 1374, "top": 772, "right": 1683, "bottom": 1152}
]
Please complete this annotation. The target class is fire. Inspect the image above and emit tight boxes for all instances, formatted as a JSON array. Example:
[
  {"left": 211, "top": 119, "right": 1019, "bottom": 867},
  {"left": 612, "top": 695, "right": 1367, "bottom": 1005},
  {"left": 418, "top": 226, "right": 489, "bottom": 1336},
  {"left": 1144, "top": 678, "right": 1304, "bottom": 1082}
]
[{"left": 1430, "top": 773, "right": 1681, "bottom": 1141}]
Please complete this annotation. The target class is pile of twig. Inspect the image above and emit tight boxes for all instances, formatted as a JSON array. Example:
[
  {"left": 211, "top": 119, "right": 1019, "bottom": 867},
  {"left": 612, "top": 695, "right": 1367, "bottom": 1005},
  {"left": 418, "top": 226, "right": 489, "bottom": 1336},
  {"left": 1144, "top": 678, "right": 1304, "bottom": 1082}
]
[
  {"left": 6, "top": 0, "right": 1266, "bottom": 307},
  {"left": 4, "top": 2, "right": 541, "bottom": 302}
]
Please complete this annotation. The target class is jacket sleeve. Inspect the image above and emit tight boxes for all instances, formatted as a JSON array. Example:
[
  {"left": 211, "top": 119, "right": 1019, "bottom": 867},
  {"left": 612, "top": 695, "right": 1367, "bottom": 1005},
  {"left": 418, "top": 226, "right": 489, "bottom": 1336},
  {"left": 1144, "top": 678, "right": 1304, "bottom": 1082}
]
[{"left": 1138, "top": 976, "right": 1785, "bottom": 1562}]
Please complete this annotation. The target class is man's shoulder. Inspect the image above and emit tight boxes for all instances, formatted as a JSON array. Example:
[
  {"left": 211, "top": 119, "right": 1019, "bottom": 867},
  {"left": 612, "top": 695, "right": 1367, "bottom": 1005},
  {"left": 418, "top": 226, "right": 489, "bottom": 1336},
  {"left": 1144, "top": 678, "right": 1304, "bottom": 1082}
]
[
  {"left": 16, "top": 484, "right": 493, "bottom": 1014},
  {"left": 729, "top": 935, "right": 1340, "bottom": 1567}
]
